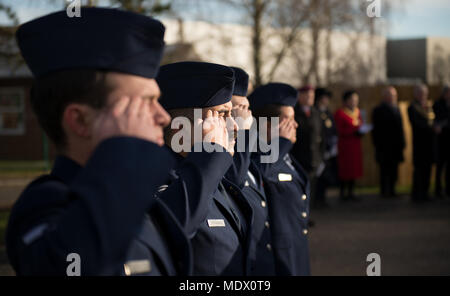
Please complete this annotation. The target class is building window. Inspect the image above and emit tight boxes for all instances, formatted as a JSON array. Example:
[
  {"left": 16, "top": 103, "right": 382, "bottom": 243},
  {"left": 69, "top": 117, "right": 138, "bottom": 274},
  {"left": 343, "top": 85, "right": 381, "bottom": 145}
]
[{"left": 0, "top": 87, "right": 25, "bottom": 135}]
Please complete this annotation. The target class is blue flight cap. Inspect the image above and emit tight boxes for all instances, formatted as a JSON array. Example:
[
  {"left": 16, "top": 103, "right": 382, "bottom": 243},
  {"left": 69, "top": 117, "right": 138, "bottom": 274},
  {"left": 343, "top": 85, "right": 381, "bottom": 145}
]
[
  {"left": 16, "top": 7, "right": 165, "bottom": 78},
  {"left": 157, "top": 61, "right": 235, "bottom": 110},
  {"left": 230, "top": 67, "right": 249, "bottom": 97},
  {"left": 248, "top": 83, "right": 298, "bottom": 109}
]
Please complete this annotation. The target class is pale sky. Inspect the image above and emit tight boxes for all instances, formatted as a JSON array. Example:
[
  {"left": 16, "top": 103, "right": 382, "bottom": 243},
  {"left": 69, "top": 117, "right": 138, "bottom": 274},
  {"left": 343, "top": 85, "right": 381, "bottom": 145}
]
[{"left": 0, "top": 0, "right": 449, "bottom": 39}]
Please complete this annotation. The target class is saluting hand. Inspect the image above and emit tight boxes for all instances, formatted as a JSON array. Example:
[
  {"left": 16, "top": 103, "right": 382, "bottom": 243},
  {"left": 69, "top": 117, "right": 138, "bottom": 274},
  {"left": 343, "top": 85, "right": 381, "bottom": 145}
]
[
  {"left": 92, "top": 96, "right": 167, "bottom": 147},
  {"left": 279, "top": 118, "right": 298, "bottom": 144},
  {"left": 231, "top": 104, "right": 253, "bottom": 130},
  {"left": 199, "top": 110, "right": 231, "bottom": 154},
  {"left": 226, "top": 115, "right": 239, "bottom": 156}
]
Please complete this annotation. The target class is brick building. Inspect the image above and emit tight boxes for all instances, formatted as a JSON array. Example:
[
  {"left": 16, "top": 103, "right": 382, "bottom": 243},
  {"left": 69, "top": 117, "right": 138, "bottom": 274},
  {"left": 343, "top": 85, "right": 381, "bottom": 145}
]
[{"left": 0, "top": 69, "right": 55, "bottom": 161}]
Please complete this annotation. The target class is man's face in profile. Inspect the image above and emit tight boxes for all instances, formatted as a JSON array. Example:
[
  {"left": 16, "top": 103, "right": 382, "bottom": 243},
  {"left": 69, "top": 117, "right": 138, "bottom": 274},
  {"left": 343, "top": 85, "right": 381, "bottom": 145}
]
[{"left": 104, "top": 72, "right": 171, "bottom": 146}]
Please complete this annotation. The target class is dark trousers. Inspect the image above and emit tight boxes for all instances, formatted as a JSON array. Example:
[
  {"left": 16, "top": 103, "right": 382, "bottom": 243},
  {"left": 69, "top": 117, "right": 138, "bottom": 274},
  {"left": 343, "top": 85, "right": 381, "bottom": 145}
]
[
  {"left": 412, "top": 162, "right": 432, "bottom": 201},
  {"left": 435, "top": 150, "right": 449, "bottom": 197},
  {"left": 379, "top": 161, "right": 399, "bottom": 197},
  {"left": 308, "top": 172, "right": 318, "bottom": 207},
  {"left": 315, "top": 158, "right": 338, "bottom": 205},
  {"left": 340, "top": 180, "right": 355, "bottom": 199},
  {"left": 315, "top": 175, "right": 327, "bottom": 205}
]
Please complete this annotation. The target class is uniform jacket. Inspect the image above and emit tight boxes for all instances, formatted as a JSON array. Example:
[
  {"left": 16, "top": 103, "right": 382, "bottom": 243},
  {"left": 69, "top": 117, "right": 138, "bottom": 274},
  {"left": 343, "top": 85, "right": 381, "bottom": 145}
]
[
  {"left": 6, "top": 137, "right": 191, "bottom": 276},
  {"left": 252, "top": 137, "right": 311, "bottom": 276},
  {"left": 318, "top": 107, "right": 338, "bottom": 157},
  {"left": 159, "top": 146, "right": 254, "bottom": 276},
  {"left": 225, "top": 130, "right": 275, "bottom": 276}
]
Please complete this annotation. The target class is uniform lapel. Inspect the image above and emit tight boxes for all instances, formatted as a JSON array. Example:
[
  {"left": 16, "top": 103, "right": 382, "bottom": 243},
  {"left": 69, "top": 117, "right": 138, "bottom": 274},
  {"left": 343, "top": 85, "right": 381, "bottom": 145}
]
[
  {"left": 290, "top": 155, "right": 310, "bottom": 194},
  {"left": 213, "top": 186, "right": 244, "bottom": 240},
  {"left": 221, "top": 178, "right": 254, "bottom": 275},
  {"left": 149, "top": 199, "right": 193, "bottom": 275},
  {"left": 248, "top": 162, "right": 265, "bottom": 195},
  {"left": 135, "top": 214, "right": 177, "bottom": 276}
]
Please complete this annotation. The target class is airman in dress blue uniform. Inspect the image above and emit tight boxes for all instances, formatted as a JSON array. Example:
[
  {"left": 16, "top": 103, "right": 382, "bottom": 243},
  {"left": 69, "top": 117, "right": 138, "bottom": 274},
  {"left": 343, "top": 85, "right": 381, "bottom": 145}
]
[
  {"left": 249, "top": 83, "right": 311, "bottom": 276},
  {"left": 6, "top": 8, "right": 194, "bottom": 276},
  {"left": 156, "top": 62, "right": 254, "bottom": 275},
  {"left": 225, "top": 67, "right": 276, "bottom": 276}
]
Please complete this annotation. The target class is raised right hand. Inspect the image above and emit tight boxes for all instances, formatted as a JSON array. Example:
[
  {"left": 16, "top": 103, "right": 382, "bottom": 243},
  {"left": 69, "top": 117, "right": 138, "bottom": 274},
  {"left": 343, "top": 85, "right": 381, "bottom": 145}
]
[
  {"left": 92, "top": 96, "right": 166, "bottom": 147},
  {"left": 279, "top": 118, "right": 298, "bottom": 144},
  {"left": 197, "top": 110, "right": 230, "bottom": 153}
]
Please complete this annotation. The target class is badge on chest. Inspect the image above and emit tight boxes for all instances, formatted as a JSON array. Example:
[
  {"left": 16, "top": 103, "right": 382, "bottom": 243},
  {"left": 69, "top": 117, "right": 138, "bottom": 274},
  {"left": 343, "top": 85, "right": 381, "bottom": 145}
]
[
  {"left": 278, "top": 173, "right": 293, "bottom": 182},
  {"left": 124, "top": 259, "right": 152, "bottom": 276},
  {"left": 207, "top": 219, "right": 226, "bottom": 227}
]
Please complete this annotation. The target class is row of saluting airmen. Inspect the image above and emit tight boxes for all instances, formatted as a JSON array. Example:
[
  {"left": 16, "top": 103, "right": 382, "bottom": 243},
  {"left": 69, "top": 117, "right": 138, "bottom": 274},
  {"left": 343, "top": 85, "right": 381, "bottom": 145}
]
[{"left": 6, "top": 7, "right": 311, "bottom": 276}]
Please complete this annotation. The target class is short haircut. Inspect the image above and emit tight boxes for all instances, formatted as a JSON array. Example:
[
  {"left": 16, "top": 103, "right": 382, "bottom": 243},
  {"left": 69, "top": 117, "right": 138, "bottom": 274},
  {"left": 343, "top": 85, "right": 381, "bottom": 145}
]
[
  {"left": 342, "top": 89, "right": 357, "bottom": 102},
  {"left": 413, "top": 83, "right": 428, "bottom": 98},
  {"left": 382, "top": 85, "right": 396, "bottom": 99},
  {"left": 315, "top": 88, "right": 332, "bottom": 101},
  {"left": 31, "top": 69, "right": 113, "bottom": 149}
]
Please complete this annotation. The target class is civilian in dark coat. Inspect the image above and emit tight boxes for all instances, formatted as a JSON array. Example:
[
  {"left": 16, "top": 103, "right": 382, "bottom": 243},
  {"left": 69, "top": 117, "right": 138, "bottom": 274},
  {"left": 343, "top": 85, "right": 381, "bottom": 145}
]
[
  {"left": 292, "top": 86, "right": 323, "bottom": 173},
  {"left": 407, "top": 84, "right": 437, "bottom": 202},
  {"left": 291, "top": 85, "right": 323, "bottom": 208},
  {"left": 433, "top": 86, "right": 450, "bottom": 198},
  {"left": 372, "top": 86, "right": 405, "bottom": 198}
]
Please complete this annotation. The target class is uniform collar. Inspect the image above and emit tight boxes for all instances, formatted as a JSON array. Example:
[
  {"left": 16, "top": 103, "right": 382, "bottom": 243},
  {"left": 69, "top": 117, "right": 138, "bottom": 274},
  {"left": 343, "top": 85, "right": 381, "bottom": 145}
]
[{"left": 51, "top": 155, "right": 82, "bottom": 185}]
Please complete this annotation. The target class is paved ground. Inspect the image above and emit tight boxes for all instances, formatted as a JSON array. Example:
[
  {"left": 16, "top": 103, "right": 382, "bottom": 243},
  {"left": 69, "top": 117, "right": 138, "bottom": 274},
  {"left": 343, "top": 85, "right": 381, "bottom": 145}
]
[
  {"left": 309, "top": 194, "right": 450, "bottom": 276},
  {"left": 1, "top": 181, "right": 449, "bottom": 276}
]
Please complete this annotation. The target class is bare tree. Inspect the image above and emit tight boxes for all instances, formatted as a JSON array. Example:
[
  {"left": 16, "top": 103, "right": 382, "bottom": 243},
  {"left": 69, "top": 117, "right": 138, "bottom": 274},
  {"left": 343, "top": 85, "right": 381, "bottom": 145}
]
[
  {"left": 109, "top": 0, "right": 171, "bottom": 14},
  {"left": 0, "top": 2, "right": 22, "bottom": 73},
  {"left": 213, "top": 0, "right": 309, "bottom": 86}
]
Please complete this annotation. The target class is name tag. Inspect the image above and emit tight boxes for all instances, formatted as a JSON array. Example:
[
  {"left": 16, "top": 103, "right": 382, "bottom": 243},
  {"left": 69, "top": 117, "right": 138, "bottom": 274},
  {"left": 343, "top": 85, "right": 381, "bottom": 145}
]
[
  {"left": 124, "top": 260, "right": 151, "bottom": 276},
  {"left": 207, "top": 219, "right": 226, "bottom": 227},
  {"left": 278, "top": 173, "right": 292, "bottom": 182}
]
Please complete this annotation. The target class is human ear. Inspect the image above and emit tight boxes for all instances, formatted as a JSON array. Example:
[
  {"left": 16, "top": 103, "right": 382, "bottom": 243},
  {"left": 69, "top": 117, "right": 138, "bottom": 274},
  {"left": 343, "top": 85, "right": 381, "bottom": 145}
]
[{"left": 62, "top": 103, "right": 97, "bottom": 139}]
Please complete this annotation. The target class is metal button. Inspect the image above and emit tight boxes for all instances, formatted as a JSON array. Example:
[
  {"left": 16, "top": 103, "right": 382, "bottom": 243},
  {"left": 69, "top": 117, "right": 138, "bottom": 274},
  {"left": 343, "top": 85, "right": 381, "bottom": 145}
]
[
  {"left": 124, "top": 264, "right": 131, "bottom": 276},
  {"left": 303, "top": 229, "right": 308, "bottom": 235},
  {"left": 302, "top": 194, "right": 307, "bottom": 200},
  {"left": 261, "top": 201, "right": 266, "bottom": 208},
  {"left": 266, "top": 243, "right": 272, "bottom": 251},
  {"left": 264, "top": 221, "right": 270, "bottom": 228},
  {"left": 301, "top": 212, "right": 307, "bottom": 218}
]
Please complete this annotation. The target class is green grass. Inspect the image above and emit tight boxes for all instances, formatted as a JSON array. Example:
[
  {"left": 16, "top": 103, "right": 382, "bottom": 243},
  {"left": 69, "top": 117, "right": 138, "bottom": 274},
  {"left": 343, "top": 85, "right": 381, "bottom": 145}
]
[
  {"left": 0, "top": 160, "right": 50, "bottom": 170},
  {"left": 354, "top": 185, "right": 412, "bottom": 195},
  {"left": 0, "top": 211, "right": 10, "bottom": 246},
  {"left": 0, "top": 161, "right": 51, "bottom": 178}
]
